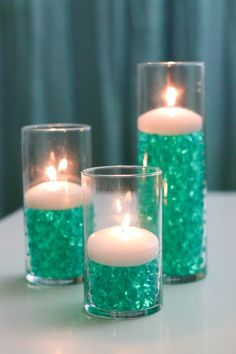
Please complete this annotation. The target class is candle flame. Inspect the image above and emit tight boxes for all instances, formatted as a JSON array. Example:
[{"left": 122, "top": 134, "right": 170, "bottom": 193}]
[
  {"left": 166, "top": 87, "right": 178, "bottom": 107},
  {"left": 46, "top": 165, "right": 57, "bottom": 181},
  {"left": 58, "top": 158, "right": 68, "bottom": 172}
]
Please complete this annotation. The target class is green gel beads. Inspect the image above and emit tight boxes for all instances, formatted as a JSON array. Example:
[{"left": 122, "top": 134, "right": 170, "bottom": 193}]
[
  {"left": 138, "top": 131, "right": 206, "bottom": 278},
  {"left": 85, "top": 258, "right": 160, "bottom": 312},
  {"left": 24, "top": 207, "right": 83, "bottom": 279}
]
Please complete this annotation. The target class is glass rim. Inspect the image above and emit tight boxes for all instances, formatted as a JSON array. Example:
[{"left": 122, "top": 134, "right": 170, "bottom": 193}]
[
  {"left": 82, "top": 165, "right": 162, "bottom": 178},
  {"left": 21, "top": 123, "right": 91, "bottom": 132},
  {"left": 137, "top": 61, "right": 204, "bottom": 68}
]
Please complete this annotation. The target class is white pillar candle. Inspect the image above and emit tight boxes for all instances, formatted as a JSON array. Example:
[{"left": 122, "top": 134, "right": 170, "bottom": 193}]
[
  {"left": 24, "top": 181, "right": 83, "bottom": 210},
  {"left": 87, "top": 225, "right": 158, "bottom": 267},
  {"left": 138, "top": 87, "right": 202, "bottom": 135}
]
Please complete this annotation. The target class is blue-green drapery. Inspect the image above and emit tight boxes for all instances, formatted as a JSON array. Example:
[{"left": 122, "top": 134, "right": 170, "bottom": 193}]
[{"left": 0, "top": 0, "right": 236, "bottom": 218}]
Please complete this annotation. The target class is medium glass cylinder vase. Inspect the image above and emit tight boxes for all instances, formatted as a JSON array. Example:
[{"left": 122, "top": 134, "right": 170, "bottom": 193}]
[
  {"left": 22, "top": 123, "right": 92, "bottom": 285},
  {"left": 82, "top": 166, "right": 162, "bottom": 319},
  {"left": 137, "top": 62, "right": 207, "bottom": 283}
]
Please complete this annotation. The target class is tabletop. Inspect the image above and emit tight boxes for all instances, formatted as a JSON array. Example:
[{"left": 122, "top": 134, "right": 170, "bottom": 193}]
[{"left": 0, "top": 192, "right": 235, "bottom": 354}]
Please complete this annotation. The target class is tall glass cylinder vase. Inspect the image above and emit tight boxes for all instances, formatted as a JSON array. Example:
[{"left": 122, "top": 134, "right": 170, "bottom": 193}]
[
  {"left": 82, "top": 166, "right": 162, "bottom": 319},
  {"left": 137, "top": 62, "right": 206, "bottom": 283},
  {"left": 22, "top": 123, "right": 92, "bottom": 285}
]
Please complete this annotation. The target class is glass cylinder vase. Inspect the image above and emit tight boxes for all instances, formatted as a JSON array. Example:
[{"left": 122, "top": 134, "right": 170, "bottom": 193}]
[
  {"left": 137, "top": 62, "right": 207, "bottom": 284},
  {"left": 22, "top": 123, "right": 92, "bottom": 285},
  {"left": 82, "top": 166, "right": 162, "bottom": 319}
]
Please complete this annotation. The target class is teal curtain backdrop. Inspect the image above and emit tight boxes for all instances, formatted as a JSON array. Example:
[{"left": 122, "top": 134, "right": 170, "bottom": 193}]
[{"left": 0, "top": 0, "right": 236, "bottom": 217}]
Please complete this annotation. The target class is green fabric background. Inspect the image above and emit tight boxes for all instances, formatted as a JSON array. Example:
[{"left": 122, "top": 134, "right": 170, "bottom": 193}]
[{"left": 0, "top": 0, "right": 236, "bottom": 218}]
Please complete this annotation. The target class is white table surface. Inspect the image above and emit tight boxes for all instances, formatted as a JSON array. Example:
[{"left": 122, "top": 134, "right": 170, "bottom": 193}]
[{"left": 0, "top": 193, "right": 235, "bottom": 354}]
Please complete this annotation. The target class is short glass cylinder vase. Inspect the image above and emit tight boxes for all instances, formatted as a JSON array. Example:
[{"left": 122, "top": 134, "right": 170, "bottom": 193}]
[
  {"left": 82, "top": 166, "right": 162, "bottom": 319},
  {"left": 22, "top": 123, "right": 92, "bottom": 285},
  {"left": 137, "top": 62, "right": 207, "bottom": 284}
]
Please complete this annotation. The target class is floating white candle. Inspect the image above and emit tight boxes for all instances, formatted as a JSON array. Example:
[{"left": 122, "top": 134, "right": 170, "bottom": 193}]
[
  {"left": 24, "top": 162, "right": 84, "bottom": 210},
  {"left": 88, "top": 215, "right": 158, "bottom": 267},
  {"left": 138, "top": 87, "right": 203, "bottom": 135},
  {"left": 24, "top": 181, "right": 83, "bottom": 210}
]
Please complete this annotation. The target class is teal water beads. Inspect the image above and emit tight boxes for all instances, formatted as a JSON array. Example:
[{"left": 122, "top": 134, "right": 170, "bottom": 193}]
[
  {"left": 85, "top": 258, "right": 160, "bottom": 317},
  {"left": 25, "top": 207, "right": 83, "bottom": 282},
  {"left": 138, "top": 131, "right": 206, "bottom": 282}
]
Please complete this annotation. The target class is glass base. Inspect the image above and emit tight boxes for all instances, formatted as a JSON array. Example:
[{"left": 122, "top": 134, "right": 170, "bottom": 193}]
[
  {"left": 84, "top": 303, "right": 161, "bottom": 320},
  {"left": 163, "top": 270, "right": 206, "bottom": 284},
  {"left": 26, "top": 273, "right": 83, "bottom": 286}
]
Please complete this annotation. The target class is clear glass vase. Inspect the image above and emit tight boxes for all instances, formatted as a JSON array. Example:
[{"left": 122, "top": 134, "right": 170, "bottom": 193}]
[
  {"left": 137, "top": 62, "right": 207, "bottom": 283},
  {"left": 82, "top": 166, "right": 162, "bottom": 319},
  {"left": 22, "top": 123, "right": 92, "bottom": 285}
]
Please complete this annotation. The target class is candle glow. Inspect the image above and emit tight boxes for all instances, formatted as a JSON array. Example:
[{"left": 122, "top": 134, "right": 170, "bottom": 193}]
[
  {"left": 46, "top": 165, "right": 57, "bottom": 181},
  {"left": 165, "top": 86, "right": 178, "bottom": 107}
]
